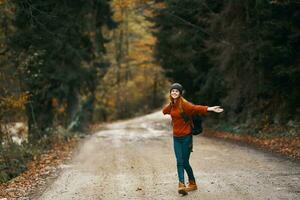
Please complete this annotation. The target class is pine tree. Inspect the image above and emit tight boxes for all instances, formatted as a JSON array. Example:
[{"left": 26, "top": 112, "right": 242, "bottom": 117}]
[
  {"left": 153, "top": 0, "right": 300, "bottom": 129},
  {"left": 9, "top": 0, "right": 116, "bottom": 142},
  {"left": 153, "top": 0, "right": 223, "bottom": 103}
]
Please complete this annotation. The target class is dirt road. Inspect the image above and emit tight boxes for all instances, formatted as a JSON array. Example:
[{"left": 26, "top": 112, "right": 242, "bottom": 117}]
[{"left": 33, "top": 111, "right": 300, "bottom": 200}]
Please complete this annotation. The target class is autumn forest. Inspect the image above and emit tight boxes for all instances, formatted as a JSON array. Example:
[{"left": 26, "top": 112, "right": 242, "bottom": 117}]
[{"left": 0, "top": 0, "right": 299, "bottom": 189}]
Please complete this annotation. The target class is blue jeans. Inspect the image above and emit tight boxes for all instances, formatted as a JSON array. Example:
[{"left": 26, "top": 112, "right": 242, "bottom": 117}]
[{"left": 173, "top": 134, "right": 195, "bottom": 183}]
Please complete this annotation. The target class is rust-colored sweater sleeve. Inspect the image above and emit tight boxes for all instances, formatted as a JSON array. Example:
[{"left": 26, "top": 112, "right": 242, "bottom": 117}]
[
  {"left": 162, "top": 103, "right": 172, "bottom": 115},
  {"left": 183, "top": 101, "right": 208, "bottom": 116}
]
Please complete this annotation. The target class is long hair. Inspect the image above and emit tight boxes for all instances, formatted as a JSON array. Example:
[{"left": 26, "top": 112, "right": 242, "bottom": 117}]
[{"left": 169, "top": 95, "right": 188, "bottom": 113}]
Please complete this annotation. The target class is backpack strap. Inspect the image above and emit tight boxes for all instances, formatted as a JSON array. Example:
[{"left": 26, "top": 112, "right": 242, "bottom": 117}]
[
  {"left": 170, "top": 98, "right": 193, "bottom": 126},
  {"left": 178, "top": 99, "right": 193, "bottom": 127}
]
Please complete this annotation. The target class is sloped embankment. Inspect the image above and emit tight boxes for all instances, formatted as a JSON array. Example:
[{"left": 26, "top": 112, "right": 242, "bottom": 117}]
[{"left": 203, "top": 129, "right": 300, "bottom": 160}]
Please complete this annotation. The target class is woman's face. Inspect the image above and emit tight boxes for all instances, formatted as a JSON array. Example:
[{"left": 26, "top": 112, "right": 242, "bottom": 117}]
[{"left": 170, "top": 89, "right": 180, "bottom": 99}]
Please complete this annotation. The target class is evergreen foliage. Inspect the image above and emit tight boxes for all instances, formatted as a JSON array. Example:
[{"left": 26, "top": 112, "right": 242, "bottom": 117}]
[
  {"left": 153, "top": 0, "right": 300, "bottom": 128},
  {"left": 9, "top": 0, "right": 116, "bottom": 142}
]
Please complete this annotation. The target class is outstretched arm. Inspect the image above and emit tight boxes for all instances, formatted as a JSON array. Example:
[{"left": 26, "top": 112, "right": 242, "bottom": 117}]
[
  {"left": 183, "top": 101, "right": 224, "bottom": 115},
  {"left": 183, "top": 102, "right": 208, "bottom": 116},
  {"left": 207, "top": 106, "right": 224, "bottom": 113}
]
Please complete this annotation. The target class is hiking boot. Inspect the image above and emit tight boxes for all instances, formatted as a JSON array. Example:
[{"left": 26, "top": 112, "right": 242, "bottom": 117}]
[
  {"left": 186, "top": 180, "right": 197, "bottom": 192},
  {"left": 178, "top": 182, "right": 188, "bottom": 195}
]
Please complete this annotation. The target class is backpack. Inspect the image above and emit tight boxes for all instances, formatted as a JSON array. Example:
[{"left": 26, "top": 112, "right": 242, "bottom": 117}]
[
  {"left": 177, "top": 99, "right": 203, "bottom": 135},
  {"left": 180, "top": 112, "right": 203, "bottom": 135}
]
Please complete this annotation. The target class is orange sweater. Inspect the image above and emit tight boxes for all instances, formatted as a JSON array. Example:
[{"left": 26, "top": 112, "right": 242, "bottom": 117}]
[{"left": 162, "top": 99, "right": 208, "bottom": 137}]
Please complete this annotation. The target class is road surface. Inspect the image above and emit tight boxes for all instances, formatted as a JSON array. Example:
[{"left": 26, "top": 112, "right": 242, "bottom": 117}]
[{"left": 32, "top": 111, "right": 300, "bottom": 200}]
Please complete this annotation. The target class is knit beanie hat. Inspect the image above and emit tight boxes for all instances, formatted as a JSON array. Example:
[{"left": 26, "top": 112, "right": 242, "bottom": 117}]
[{"left": 170, "top": 83, "right": 184, "bottom": 94}]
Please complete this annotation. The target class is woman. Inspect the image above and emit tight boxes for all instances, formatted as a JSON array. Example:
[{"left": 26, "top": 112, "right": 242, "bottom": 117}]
[{"left": 162, "top": 83, "right": 224, "bottom": 195}]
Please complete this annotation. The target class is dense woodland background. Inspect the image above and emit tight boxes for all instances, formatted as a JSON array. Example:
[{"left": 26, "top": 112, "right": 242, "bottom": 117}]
[
  {"left": 0, "top": 0, "right": 299, "bottom": 183},
  {"left": 153, "top": 0, "right": 300, "bottom": 135}
]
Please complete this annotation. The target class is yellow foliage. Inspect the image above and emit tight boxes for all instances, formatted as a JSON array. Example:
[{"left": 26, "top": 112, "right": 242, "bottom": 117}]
[
  {"left": 0, "top": 92, "right": 30, "bottom": 110},
  {"left": 113, "top": 0, "right": 135, "bottom": 9},
  {"left": 154, "top": 2, "right": 166, "bottom": 9},
  {"left": 93, "top": 0, "right": 168, "bottom": 120},
  {"left": 51, "top": 98, "right": 67, "bottom": 114},
  {"left": 57, "top": 107, "right": 66, "bottom": 114},
  {"left": 51, "top": 98, "right": 59, "bottom": 107}
]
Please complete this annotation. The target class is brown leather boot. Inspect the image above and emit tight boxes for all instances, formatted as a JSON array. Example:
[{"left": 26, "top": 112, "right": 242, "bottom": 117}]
[
  {"left": 186, "top": 180, "right": 198, "bottom": 192},
  {"left": 178, "top": 182, "right": 188, "bottom": 195}
]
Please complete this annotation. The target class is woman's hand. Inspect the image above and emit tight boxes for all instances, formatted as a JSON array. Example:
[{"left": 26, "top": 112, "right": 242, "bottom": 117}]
[{"left": 208, "top": 106, "right": 224, "bottom": 113}]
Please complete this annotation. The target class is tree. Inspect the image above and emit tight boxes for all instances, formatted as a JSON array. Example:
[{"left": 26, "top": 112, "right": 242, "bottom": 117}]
[
  {"left": 152, "top": 0, "right": 223, "bottom": 103},
  {"left": 94, "top": 0, "right": 168, "bottom": 120},
  {"left": 9, "top": 0, "right": 116, "bottom": 142},
  {"left": 153, "top": 0, "right": 300, "bottom": 130}
]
